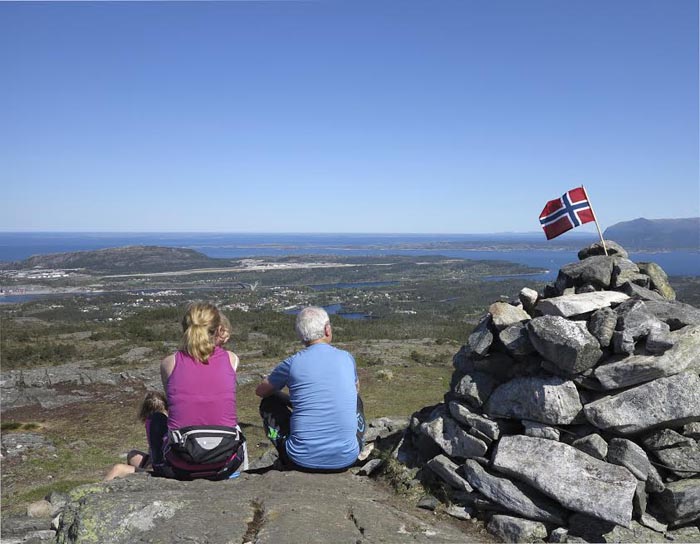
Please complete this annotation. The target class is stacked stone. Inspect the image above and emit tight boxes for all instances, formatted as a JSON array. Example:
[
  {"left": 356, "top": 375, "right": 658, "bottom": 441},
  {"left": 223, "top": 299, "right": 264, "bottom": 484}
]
[{"left": 398, "top": 241, "right": 700, "bottom": 543}]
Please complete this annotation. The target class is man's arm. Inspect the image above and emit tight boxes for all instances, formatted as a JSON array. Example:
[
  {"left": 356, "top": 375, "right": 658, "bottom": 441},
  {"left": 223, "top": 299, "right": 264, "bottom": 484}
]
[
  {"left": 257, "top": 358, "right": 291, "bottom": 398},
  {"left": 255, "top": 378, "right": 278, "bottom": 398}
]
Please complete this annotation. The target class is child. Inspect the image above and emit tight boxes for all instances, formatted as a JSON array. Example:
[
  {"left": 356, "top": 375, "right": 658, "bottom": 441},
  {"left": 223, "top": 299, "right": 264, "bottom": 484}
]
[
  {"left": 127, "top": 391, "right": 169, "bottom": 470},
  {"left": 105, "top": 391, "right": 168, "bottom": 480},
  {"left": 215, "top": 312, "right": 232, "bottom": 348}
]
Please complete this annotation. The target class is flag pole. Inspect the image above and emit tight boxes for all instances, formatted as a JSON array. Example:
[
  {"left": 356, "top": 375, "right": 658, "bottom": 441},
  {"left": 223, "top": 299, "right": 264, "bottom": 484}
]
[{"left": 581, "top": 185, "right": 608, "bottom": 256}]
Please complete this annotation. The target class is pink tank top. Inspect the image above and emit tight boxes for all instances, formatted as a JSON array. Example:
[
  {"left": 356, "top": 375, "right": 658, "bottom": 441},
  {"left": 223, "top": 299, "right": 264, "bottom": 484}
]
[{"left": 166, "top": 347, "right": 237, "bottom": 430}]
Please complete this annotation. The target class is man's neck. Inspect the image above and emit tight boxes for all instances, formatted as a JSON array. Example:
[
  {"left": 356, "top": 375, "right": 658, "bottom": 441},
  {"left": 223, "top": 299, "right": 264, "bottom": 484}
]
[{"left": 305, "top": 338, "right": 330, "bottom": 347}]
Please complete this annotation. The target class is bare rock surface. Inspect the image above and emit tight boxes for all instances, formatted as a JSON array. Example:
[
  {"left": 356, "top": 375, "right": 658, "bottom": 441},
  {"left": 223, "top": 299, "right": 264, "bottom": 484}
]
[
  {"left": 522, "top": 420, "right": 560, "bottom": 441},
  {"left": 484, "top": 376, "right": 583, "bottom": 425},
  {"left": 619, "top": 281, "right": 666, "bottom": 301},
  {"left": 643, "top": 430, "right": 700, "bottom": 478},
  {"left": 606, "top": 438, "right": 651, "bottom": 481},
  {"left": 653, "top": 478, "right": 700, "bottom": 526},
  {"left": 462, "top": 459, "right": 567, "bottom": 524},
  {"left": 588, "top": 307, "right": 617, "bottom": 348},
  {"left": 556, "top": 255, "right": 615, "bottom": 290},
  {"left": 488, "top": 302, "right": 530, "bottom": 330},
  {"left": 447, "top": 401, "right": 500, "bottom": 441},
  {"left": 637, "top": 261, "right": 676, "bottom": 301},
  {"left": 519, "top": 287, "right": 539, "bottom": 313},
  {"left": 492, "top": 435, "right": 638, "bottom": 526},
  {"left": 426, "top": 455, "right": 473, "bottom": 493},
  {"left": 497, "top": 323, "right": 535, "bottom": 359},
  {"left": 584, "top": 371, "right": 700, "bottom": 435},
  {"left": 451, "top": 371, "right": 499, "bottom": 408},
  {"left": 527, "top": 316, "right": 602, "bottom": 375},
  {"left": 612, "top": 300, "right": 671, "bottom": 355},
  {"left": 363, "top": 416, "right": 409, "bottom": 442},
  {"left": 487, "top": 514, "right": 547, "bottom": 543},
  {"left": 578, "top": 240, "right": 629, "bottom": 260},
  {"left": 612, "top": 258, "right": 641, "bottom": 288},
  {"left": 595, "top": 325, "right": 700, "bottom": 389},
  {"left": 571, "top": 433, "right": 607, "bottom": 460},
  {"left": 567, "top": 513, "right": 668, "bottom": 543},
  {"left": 54, "top": 471, "right": 474, "bottom": 544},
  {"left": 536, "top": 291, "right": 628, "bottom": 318},
  {"left": 1, "top": 432, "right": 56, "bottom": 459},
  {"left": 468, "top": 315, "right": 494, "bottom": 356},
  {"left": 419, "top": 412, "right": 488, "bottom": 459},
  {"left": 642, "top": 300, "right": 700, "bottom": 330}
]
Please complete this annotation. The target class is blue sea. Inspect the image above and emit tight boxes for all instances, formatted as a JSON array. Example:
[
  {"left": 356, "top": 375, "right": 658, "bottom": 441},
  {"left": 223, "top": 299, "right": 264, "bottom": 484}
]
[{"left": 0, "top": 232, "right": 697, "bottom": 279}]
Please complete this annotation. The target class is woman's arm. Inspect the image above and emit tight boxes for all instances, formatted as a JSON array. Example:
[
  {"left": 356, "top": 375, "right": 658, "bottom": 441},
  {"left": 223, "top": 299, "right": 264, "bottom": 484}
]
[
  {"left": 160, "top": 354, "right": 176, "bottom": 391},
  {"left": 227, "top": 351, "right": 239, "bottom": 372}
]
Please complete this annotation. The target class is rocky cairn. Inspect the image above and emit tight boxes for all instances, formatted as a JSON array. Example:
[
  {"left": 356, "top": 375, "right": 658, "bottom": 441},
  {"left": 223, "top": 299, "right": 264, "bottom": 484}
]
[{"left": 395, "top": 241, "right": 700, "bottom": 543}]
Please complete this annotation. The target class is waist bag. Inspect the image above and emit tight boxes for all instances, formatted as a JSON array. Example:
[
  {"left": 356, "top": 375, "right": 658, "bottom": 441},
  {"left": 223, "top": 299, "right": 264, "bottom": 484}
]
[{"left": 163, "top": 425, "right": 245, "bottom": 481}]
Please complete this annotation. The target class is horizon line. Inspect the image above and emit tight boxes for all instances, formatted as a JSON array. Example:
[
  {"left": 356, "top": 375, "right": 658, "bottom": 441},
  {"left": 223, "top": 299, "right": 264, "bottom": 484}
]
[{"left": 0, "top": 230, "right": 598, "bottom": 236}]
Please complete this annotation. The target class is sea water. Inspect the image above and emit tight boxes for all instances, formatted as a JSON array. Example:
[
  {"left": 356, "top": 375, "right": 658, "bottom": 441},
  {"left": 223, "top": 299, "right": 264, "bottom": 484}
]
[{"left": 0, "top": 233, "right": 697, "bottom": 278}]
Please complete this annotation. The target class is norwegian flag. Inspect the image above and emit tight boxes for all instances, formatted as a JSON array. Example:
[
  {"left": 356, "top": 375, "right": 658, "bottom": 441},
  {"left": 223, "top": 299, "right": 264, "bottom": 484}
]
[{"left": 539, "top": 187, "right": 595, "bottom": 240}]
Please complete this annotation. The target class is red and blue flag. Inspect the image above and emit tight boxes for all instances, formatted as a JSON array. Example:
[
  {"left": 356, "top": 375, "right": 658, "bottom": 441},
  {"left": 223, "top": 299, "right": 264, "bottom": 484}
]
[{"left": 539, "top": 187, "right": 595, "bottom": 240}]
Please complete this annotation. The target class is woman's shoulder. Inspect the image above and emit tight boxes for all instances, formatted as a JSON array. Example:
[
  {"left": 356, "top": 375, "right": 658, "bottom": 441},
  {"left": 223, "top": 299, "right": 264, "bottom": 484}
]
[
  {"left": 161, "top": 353, "right": 177, "bottom": 368},
  {"left": 160, "top": 353, "right": 177, "bottom": 384},
  {"left": 225, "top": 350, "right": 239, "bottom": 371}
]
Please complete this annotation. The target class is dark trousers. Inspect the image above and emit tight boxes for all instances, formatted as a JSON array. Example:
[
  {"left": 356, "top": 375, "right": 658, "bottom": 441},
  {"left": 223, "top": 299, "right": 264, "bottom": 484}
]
[{"left": 259, "top": 391, "right": 366, "bottom": 472}]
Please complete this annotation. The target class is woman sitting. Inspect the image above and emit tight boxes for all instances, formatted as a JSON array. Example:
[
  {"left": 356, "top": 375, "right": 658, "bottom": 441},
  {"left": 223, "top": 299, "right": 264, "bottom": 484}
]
[{"left": 105, "top": 302, "right": 244, "bottom": 480}]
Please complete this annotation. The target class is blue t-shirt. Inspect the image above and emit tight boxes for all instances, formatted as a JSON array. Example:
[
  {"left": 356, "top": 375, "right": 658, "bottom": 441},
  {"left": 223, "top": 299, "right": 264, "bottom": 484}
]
[{"left": 267, "top": 343, "right": 359, "bottom": 469}]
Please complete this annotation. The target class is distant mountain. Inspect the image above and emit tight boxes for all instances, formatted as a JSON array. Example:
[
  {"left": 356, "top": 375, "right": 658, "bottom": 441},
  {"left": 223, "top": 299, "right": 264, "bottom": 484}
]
[
  {"left": 1, "top": 245, "right": 232, "bottom": 274},
  {"left": 603, "top": 218, "right": 699, "bottom": 250}
]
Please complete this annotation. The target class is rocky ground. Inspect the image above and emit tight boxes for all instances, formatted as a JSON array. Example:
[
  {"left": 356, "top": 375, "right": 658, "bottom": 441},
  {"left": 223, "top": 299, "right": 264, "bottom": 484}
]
[
  {"left": 1, "top": 418, "right": 496, "bottom": 544},
  {"left": 0, "top": 341, "right": 469, "bottom": 542},
  {"left": 2, "top": 468, "right": 497, "bottom": 544}
]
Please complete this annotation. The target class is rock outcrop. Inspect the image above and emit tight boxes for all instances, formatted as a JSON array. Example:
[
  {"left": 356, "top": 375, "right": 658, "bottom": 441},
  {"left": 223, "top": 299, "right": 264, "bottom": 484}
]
[
  {"left": 4, "top": 434, "right": 491, "bottom": 544},
  {"left": 394, "top": 241, "right": 700, "bottom": 542},
  {"left": 46, "top": 471, "right": 473, "bottom": 544}
]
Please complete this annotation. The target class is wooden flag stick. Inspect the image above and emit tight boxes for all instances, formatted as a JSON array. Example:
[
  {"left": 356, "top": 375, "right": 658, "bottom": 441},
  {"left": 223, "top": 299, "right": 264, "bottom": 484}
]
[{"left": 581, "top": 185, "right": 608, "bottom": 256}]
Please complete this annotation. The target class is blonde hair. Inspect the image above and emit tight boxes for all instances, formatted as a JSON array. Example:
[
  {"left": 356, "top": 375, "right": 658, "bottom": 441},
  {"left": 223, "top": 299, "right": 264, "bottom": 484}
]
[{"left": 180, "top": 302, "right": 221, "bottom": 363}]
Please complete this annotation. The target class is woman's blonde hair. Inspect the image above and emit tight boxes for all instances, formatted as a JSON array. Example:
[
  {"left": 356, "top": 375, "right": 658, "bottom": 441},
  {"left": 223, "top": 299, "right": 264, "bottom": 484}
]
[{"left": 180, "top": 302, "right": 221, "bottom": 363}]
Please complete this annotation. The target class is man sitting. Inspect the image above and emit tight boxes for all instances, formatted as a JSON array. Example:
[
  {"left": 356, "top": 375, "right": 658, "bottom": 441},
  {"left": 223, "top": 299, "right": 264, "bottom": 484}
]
[{"left": 256, "top": 306, "right": 364, "bottom": 471}]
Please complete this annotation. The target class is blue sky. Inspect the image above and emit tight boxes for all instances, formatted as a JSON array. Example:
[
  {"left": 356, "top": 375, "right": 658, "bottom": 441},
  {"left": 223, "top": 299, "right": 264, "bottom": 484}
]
[{"left": 1, "top": 0, "right": 698, "bottom": 233}]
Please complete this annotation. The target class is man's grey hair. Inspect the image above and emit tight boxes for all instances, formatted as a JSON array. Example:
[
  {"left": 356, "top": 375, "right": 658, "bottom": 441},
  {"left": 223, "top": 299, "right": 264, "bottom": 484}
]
[{"left": 295, "top": 306, "right": 330, "bottom": 343}]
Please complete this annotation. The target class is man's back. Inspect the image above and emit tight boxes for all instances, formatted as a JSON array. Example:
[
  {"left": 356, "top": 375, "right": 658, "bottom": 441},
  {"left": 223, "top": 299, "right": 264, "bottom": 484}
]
[{"left": 268, "top": 343, "right": 359, "bottom": 469}]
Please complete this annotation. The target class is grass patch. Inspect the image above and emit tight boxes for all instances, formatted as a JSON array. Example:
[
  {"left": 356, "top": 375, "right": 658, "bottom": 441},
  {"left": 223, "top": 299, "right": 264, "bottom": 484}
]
[
  {"left": 1, "top": 422, "right": 23, "bottom": 431},
  {"left": 1, "top": 422, "right": 41, "bottom": 431},
  {"left": 359, "top": 363, "right": 451, "bottom": 420},
  {"left": 10, "top": 480, "right": 93, "bottom": 513},
  {"left": 378, "top": 455, "right": 425, "bottom": 501}
]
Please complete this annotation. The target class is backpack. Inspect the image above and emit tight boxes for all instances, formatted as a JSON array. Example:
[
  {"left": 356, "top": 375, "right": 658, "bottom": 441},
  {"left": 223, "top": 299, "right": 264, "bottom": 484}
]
[{"left": 162, "top": 425, "right": 246, "bottom": 481}]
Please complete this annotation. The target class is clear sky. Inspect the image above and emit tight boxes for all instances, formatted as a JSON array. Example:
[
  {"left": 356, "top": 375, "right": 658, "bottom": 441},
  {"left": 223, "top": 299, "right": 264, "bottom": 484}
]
[{"left": 1, "top": 0, "right": 698, "bottom": 233}]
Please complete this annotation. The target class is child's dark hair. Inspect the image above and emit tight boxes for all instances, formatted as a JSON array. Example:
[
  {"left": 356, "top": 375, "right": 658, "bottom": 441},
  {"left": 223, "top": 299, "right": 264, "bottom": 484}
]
[{"left": 138, "top": 391, "right": 168, "bottom": 422}]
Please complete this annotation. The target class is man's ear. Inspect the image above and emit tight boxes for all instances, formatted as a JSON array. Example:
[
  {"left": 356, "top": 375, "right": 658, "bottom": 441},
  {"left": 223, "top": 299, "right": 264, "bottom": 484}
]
[{"left": 324, "top": 323, "right": 332, "bottom": 337}]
